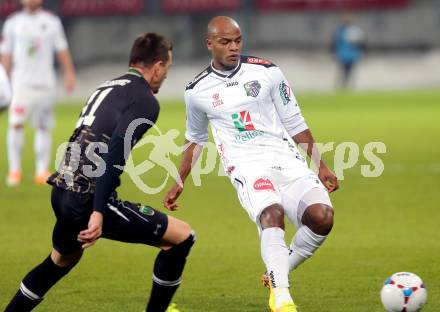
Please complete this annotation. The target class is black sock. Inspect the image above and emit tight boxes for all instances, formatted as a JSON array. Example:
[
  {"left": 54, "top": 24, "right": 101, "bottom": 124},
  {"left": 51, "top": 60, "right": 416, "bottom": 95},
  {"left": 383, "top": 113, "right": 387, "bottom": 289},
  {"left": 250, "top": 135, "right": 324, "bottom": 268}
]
[
  {"left": 146, "top": 232, "right": 195, "bottom": 312},
  {"left": 4, "top": 254, "right": 75, "bottom": 312}
]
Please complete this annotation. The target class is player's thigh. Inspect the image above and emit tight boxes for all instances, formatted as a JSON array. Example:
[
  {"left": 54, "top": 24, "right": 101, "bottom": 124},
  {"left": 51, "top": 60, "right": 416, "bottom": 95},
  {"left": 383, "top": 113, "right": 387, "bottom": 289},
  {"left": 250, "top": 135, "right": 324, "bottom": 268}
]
[
  {"left": 282, "top": 173, "right": 332, "bottom": 228},
  {"left": 51, "top": 187, "right": 93, "bottom": 254},
  {"left": 30, "top": 89, "right": 55, "bottom": 129},
  {"left": 230, "top": 166, "right": 282, "bottom": 227},
  {"left": 8, "top": 88, "right": 31, "bottom": 126},
  {"left": 101, "top": 197, "right": 168, "bottom": 246}
]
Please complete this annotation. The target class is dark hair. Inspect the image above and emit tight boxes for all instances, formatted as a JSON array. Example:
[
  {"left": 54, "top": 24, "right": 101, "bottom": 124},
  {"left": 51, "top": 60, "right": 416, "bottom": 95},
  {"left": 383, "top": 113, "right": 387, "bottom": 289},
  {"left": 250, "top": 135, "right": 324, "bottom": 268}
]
[{"left": 129, "top": 33, "right": 173, "bottom": 67}]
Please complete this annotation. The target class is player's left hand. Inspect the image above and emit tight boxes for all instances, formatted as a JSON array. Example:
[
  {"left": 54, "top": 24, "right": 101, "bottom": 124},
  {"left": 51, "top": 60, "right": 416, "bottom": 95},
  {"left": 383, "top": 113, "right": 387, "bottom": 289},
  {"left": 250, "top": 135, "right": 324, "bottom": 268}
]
[
  {"left": 318, "top": 164, "right": 339, "bottom": 193},
  {"left": 164, "top": 183, "right": 184, "bottom": 211},
  {"left": 78, "top": 211, "right": 103, "bottom": 249}
]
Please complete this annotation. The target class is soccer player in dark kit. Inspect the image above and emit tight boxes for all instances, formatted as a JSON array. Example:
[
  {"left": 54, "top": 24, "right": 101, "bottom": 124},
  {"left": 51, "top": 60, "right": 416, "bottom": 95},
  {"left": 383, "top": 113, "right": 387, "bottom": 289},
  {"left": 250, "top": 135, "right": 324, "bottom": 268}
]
[{"left": 4, "top": 33, "right": 194, "bottom": 312}]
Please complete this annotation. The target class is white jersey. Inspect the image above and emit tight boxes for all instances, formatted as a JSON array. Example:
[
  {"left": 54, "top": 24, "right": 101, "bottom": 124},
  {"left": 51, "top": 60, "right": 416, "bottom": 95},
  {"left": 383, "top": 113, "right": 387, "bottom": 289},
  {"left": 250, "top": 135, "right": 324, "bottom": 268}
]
[
  {"left": 0, "top": 9, "right": 68, "bottom": 89},
  {"left": 185, "top": 56, "right": 310, "bottom": 173},
  {"left": 0, "top": 64, "right": 11, "bottom": 107}
]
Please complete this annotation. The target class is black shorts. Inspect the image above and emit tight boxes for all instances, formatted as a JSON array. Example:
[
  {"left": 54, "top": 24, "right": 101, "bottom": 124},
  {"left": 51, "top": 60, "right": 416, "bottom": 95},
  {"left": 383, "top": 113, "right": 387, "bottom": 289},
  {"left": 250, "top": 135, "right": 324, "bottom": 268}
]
[{"left": 50, "top": 187, "right": 168, "bottom": 254}]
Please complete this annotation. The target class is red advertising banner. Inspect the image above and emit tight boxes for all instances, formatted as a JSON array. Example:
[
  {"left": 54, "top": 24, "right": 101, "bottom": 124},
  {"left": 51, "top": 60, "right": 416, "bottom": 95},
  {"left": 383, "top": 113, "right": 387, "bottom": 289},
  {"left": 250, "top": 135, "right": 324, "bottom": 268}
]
[
  {"left": 0, "top": 0, "right": 19, "bottom": 18},
  {"left": 256, "top": 0, "right": 410, "bottom": 11},
  {"left": 163, "top": 0, "right": 242, "bottom": 13},
  {"left": 60, "top": 0, "right": 145, "bottom": 16}
]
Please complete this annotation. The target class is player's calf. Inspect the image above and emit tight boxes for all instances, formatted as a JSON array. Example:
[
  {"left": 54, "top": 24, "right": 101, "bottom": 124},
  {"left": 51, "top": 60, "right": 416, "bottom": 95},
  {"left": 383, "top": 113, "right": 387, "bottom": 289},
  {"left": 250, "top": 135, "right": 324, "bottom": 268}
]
[
  {"left": 146, "top": 227, "right": 196, "bottom": 312},
  {"left": 4, "top": 251, "right": 80, "bottom": 312},
  {"left": 288, "top": 189, "right": 334, "bottom": 271},
  {"left": 259, "top": 204, "right": 293, "bottom": 310}
]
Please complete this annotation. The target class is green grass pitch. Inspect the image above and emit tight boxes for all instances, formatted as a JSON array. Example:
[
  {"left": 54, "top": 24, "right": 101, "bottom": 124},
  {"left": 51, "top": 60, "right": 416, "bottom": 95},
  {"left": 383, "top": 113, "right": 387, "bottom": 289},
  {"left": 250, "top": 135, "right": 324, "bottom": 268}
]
[{"left": 0, "top": 90, "right": 439, "bottom": 311}]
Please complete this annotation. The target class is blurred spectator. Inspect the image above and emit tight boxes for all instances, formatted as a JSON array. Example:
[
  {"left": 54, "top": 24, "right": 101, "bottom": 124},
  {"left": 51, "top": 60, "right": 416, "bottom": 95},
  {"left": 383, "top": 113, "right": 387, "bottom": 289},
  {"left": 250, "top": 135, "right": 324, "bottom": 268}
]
[
  {"left": 332, "top": 14, "right": 365, "bottom": 88},
  {"left": 1, "top": 0, "right": 76, "bottom": 186}
]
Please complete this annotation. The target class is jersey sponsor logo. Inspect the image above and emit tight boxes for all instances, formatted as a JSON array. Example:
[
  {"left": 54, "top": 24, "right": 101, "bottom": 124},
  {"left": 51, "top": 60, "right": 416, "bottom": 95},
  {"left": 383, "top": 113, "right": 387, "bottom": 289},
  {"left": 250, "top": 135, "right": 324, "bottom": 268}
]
[
  {"left": 226, "top": 81, "right": 238, "bottom": 87},
  {"left": 27, "top": 39, "right": 41, "bottom": 56},
  {"left": 212, "top": 93, "right": 224, "bottom": 107},
  {"left": 231, "top": 111, "right": 264, "bottom": 141},
  {"left": 244, "top": 80, "right": 261, "bottom": 98},
  {"left": 253, "top": 178, "right": 275, "bottom": 191},
  {"left": 232, "top": 111, "right": 255, "bottom": 132},
  {"left": 247, "top": 57, "right": 272, "bottom": 65},
  {"left": 279, "top": 80, "right": 292, "bottom": 105}
]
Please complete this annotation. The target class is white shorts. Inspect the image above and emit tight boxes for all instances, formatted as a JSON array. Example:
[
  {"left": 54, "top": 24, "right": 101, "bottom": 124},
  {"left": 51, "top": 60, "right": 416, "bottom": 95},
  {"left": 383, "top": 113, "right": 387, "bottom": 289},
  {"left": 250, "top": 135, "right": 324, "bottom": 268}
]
[
  {"left": 9, "top": 86, "right": 55, "bottom": 128},
  {"left": 230, "top": 165, "right": 333, "bottom": 229}
]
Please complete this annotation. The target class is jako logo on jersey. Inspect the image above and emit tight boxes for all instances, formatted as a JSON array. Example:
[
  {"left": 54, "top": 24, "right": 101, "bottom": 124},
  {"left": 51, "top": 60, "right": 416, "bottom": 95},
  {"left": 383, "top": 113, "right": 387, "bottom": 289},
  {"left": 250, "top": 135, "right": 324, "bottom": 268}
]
[
  {"left": 227, "top": 81, "right": 238, "bottom": 87},
  {"left": 279, "top": 81, "right": 292, "bottom": 105},
  {"left": 244, "top": 80, "right": 261, "bottom": 98},
  {"left": 212, "top": 93, "right": 224, "bottom": 108},
  {"left": 254, "top": 178, "right": 275, "bottom": 191},
  {"left": 231, "top": 111, "right": 256, "bottom": 132}
]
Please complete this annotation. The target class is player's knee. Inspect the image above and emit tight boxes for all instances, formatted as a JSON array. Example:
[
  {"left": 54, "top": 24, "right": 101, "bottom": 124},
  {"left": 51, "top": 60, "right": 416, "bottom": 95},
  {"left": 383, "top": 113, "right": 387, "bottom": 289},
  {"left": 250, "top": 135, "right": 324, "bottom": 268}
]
[
  {"left": 303, "top": 204, "right": 334, "bottom": 235},
  {"left": 169, "top": 230, "right": 196, "bottom": 258},
  {"left": 11, "top": 124, "right": 23, "bottom": 130},
  {"left": 51, "top": 249, "right": 82, "bottom": 268},
  {"left": 179, "top": 221, "right": 192, "bottom": 239},
  {"left": 260, "top": 204, "right": 285, "bottom": 230}
]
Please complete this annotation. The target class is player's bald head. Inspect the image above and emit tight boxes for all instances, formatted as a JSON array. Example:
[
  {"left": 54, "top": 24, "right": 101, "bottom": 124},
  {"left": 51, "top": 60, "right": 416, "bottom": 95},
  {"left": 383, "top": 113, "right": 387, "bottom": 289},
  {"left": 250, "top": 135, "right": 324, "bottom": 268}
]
[{"left": 207, "top": 16, "right": 241, "bottom": 39}]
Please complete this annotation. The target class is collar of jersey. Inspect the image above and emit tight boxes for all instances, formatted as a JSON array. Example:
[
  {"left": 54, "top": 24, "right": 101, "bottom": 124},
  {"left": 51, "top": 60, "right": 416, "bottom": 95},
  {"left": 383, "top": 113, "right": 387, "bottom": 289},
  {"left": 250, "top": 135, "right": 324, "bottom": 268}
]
[
  {"left": 210, "top": 59, "right": 242, "bottom": 79},
  {"left": 127, "top": 67, "right": 143, "bottom": 78}
]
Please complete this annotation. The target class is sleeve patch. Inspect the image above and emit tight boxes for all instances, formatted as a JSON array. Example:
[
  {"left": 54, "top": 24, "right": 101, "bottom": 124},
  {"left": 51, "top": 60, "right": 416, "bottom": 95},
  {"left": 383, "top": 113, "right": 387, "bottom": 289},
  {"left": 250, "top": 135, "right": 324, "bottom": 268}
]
[{"left": 278, "top": 81, "right": 294, "bottom": 106}]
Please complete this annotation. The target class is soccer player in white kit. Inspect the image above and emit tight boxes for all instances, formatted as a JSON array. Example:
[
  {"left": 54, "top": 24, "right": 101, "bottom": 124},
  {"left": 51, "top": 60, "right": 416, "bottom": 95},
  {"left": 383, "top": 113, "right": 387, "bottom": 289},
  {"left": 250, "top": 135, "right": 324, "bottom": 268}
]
[
  {"left": 164, "top": 17, "right": 339, "bottom": 312},
  {"left": 1, "top": 0, "right": 75, "bottom": 186}
]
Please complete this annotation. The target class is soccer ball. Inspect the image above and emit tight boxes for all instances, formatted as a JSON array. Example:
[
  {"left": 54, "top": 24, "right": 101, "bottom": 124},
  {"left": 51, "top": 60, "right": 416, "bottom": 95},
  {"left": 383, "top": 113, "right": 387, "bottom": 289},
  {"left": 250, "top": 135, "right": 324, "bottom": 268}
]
[{"left": 380, "top": 272, "right": 427, "bottom": 312}]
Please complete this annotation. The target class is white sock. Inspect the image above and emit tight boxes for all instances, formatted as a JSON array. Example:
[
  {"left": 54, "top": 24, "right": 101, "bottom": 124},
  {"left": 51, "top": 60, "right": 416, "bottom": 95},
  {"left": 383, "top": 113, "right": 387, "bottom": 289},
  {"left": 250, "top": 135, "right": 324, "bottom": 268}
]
[
  {"left": 261, "top": 227, "right": 292, "bottom": 308},
  {"left": 273, "top": 287, "right": 293, "bottom": 309},
  {"left": 34, "top": 128, "right": 51, "bottom": 174},
  {"left": 7, "top": 126, "right": 24, "bottom": 172},
  {"left": 289, "top": 225, "right": 327, "bottom": 271}
]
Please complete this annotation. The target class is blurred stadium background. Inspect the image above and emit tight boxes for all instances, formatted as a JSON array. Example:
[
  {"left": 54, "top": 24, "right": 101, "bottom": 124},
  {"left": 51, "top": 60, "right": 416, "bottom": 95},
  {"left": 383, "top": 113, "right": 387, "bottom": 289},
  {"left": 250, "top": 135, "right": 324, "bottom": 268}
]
[
  {"left": 1, "top": 0, "right": 439, "bottom": 99},
  {"left": 1, "top": 1, "right": 439, "bottom": 311}
]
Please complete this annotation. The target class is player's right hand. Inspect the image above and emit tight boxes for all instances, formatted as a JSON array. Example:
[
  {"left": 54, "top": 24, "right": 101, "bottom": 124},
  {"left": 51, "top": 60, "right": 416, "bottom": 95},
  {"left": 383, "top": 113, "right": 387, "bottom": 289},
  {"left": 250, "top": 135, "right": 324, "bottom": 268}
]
[
  {"left": 164, "top": 183, "right": 184, "bottom": 211},
  {"left": 77, "top": 211, "right": 103, "bottom": 249}
]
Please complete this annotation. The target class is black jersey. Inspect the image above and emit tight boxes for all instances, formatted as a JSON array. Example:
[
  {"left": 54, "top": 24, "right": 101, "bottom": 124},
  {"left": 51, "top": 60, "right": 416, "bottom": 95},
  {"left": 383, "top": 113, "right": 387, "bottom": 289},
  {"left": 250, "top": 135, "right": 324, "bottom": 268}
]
[{"left": 48, "top": 68, "right": 160, "bottom": 214}]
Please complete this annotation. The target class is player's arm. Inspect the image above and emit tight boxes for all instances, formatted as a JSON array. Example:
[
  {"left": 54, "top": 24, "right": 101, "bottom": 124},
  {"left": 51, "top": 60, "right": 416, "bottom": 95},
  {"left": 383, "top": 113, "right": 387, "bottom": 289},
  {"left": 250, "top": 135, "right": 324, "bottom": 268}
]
[
  {"left": 54, "top": 17, "right": 75, "bottom": 92},
  {"left": 78, "top": 97, "right": 160, "bottom": 248},
  {"left": 292, "top": 129, "right": 339, "bottom": 192},
  {"left": 268, "top": 66, "right": 338, "bottom": 192},
  {"left": 1, "top": 19, "right": 14, "bottom": 74},
  {"left": 164, "top": 141, "right": 203, "bottom": 211},
  {"left": 56, "top": 49, "right": 75, "bottom": 93},
  {"left": 163, "top": 90, "right": 208, "bottom": 211},
  {"left": 0, "top": 65, "right": 12, "bottom": 111},
  {"left": 1, "top": 54, "right": 12, "bottom": 74}
]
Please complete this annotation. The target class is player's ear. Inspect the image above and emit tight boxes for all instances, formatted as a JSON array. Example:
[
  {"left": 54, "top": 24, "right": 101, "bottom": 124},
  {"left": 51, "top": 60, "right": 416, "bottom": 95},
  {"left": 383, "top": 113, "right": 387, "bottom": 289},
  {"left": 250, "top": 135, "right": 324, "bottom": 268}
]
[
  {"left": 152, "top": 61, "right": 162, "bottom": 76},
  {"left": 206, "top": 38, "right": 212, "bottom": 52}
]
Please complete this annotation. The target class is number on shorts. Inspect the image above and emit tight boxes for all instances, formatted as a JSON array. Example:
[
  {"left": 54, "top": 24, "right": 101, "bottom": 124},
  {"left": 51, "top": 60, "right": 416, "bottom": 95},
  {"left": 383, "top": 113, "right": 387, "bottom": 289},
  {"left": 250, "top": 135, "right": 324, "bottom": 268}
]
[{"left": 75, "top": 87, "right": 113, "bottom": 128}]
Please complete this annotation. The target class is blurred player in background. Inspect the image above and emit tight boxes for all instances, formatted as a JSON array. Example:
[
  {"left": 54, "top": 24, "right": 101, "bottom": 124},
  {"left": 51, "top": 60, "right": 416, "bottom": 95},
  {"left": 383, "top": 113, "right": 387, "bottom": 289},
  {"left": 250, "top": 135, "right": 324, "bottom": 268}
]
[
  {"left": 3, "top": 33, "right": 192, "bottom": 312},
  {"left": 0, "top": 63, "right": 11, "bottom": 111},
  {"left": 1, "top": 0, "right": 76, "bottom": 186},
  {"left": 331, "top": 13, "right": 365, "bottom": 88},
  {"left": 164, "top": 16, "right": 338, "bottom": 312}
]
